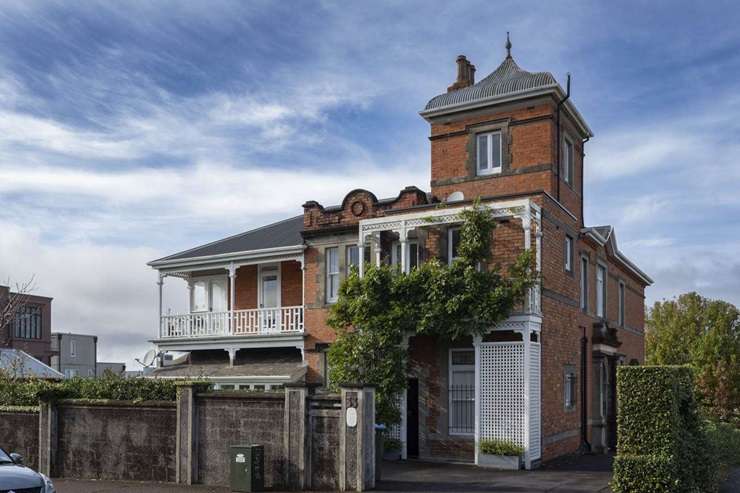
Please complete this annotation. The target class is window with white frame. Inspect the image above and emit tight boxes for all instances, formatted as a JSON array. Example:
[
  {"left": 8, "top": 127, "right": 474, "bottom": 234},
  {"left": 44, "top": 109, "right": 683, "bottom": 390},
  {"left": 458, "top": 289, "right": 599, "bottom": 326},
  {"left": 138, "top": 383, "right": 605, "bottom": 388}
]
[
  {"left": 448, "top": 227, "right": 461, "bottom": 264},
  {"left": 448, "top": 349, "right": 475, "bottom": 435},
  {"left": 326, "top": 247, "right": 339, "bottom": 303},
  {"left": 346, "top": 245, "right": 360, "bottom": 276},
  {"left": 476, "top": 131, "right": 502, "bottom": 175},
  {"left": 618, "top": 281, "right": 625, "bottom": 327},
  {"left": 596, "top": 264, "right": 606, "bottom": 318},
  {"left": 70, "top": 339, "right": 77, "bottom": 358},
  {"left": 190, "top": 277, "right": 228, "bottom": 313},
  {"left": 391, "top": 241, "right": 419, "bottom": 271},
  {"left": 564, "top": 366, "right": 576, "bottom": 410},
  {"left": 563, "top": 136, "right": 574, "bottom": 185},
  {"left": 565, "top": 235, "right": 574, "bottom": 272},
  {"left": 580, "top": 257, "right": 588, "bottom": 312}
]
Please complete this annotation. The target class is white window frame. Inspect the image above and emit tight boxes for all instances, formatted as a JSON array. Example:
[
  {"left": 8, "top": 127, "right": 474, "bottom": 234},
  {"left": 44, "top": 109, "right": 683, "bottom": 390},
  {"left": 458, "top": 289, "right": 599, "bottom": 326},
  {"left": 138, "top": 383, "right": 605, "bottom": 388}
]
[
  {"left": 476, "top": 131, "right": 503, "bottom": 176},
  {"left": 564, "top": 367, "right": 576, "bottom": 410},
  {"left": 258, "top": 263, "right": 281, "bottom": 309},
  {"left": 596, "top": 264, "right": 607, "bottom": 318},
  {"left": 325, "top": 247, "right": 340, "bottom": 303},
  {"left": 448, "top": 348, "right": 475, "bottom": 436},
  {"left": 70, "top": 339, "right": 77, "bottom": 358},
  {"left": 448, "top": 227, "right": 461, "bottom": 265},
  {"left": 565, "top": 235, "right": 573, "bottom": 272},
  {"left": 580, "top": 256, "right": 588, "bottom": 312},
  {"left": 390, "top": 240, "right": 419, "bottom": 272},
  {"left": 562, "top": 136, "right": 574, "bottom": 185},
  {"left": 189, "top": 274, "right": 229, "bottom": 313},
  {"left": 346, "top": 244, "right": 360, "bottom": 277},
  {"left": 618, "top": 280, "right": 625, "bottom": 327}
]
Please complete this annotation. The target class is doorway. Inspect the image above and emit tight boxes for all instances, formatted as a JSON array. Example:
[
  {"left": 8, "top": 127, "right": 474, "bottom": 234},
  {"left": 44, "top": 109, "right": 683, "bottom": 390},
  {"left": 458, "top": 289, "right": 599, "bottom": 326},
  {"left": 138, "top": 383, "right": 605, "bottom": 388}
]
[{"left": 407, "top": 378, "right": 419, "bottom": 458}]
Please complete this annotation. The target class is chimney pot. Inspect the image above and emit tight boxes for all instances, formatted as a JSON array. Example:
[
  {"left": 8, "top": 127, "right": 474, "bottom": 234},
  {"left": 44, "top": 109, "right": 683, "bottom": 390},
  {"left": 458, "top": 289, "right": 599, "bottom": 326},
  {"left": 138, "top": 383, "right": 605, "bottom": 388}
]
[{"left": 448, "top": 55, "right": 474, "bottom": 92}]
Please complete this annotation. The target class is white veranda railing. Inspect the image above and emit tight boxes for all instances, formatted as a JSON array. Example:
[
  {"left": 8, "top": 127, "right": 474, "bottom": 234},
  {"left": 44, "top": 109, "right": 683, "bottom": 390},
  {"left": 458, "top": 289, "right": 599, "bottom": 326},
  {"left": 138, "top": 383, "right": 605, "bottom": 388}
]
[{"left": 159, "top": 306, "right": 304, "bottom": 338}]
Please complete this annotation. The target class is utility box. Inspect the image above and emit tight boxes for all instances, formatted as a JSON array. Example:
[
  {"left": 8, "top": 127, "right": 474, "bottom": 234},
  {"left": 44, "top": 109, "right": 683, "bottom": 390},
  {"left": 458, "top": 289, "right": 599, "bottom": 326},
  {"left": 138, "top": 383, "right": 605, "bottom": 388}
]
[{"left": 229, "top": 445, "right": 264, "bottom": 492}]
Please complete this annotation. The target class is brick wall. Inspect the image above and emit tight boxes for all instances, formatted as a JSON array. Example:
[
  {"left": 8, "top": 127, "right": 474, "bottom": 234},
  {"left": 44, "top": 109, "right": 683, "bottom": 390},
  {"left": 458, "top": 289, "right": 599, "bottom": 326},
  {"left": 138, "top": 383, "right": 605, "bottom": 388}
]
[
  {"left": 55, "top": 401, "right": 176, "bottom": 481},
  {"left": 0, "top": 409, "right": 39, "bottom": 469}
]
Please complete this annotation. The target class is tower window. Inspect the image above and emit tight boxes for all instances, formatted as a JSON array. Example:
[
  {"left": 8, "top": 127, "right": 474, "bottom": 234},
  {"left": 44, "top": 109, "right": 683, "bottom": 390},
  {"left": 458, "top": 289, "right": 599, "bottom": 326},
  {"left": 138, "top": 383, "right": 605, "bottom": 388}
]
[
  {"left": 563, "top": 137, "right": 574, "bottom": 186},
  {"left": 476, "top": 132, "right": 502, "bottom": 175}
]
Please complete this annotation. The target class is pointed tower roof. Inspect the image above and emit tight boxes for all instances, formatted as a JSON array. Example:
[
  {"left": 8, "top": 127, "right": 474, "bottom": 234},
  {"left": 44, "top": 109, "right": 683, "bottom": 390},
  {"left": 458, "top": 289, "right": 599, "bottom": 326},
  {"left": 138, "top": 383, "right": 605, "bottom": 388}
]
[{"left": 421, "top": 35, "right": 593, "bottom": 137}]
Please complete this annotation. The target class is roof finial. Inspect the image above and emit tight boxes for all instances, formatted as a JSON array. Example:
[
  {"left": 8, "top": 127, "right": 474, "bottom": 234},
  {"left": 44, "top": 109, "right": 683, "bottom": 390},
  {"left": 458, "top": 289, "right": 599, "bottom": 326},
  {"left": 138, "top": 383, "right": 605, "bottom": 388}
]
[{"left": 506, "top": 32, "right": 512, "bottom": 58}]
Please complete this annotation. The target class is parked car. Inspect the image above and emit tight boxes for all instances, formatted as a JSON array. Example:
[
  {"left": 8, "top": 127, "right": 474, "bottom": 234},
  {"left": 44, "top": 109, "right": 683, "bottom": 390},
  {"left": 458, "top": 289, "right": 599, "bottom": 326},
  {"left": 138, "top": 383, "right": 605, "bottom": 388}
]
[{"left": 0, "top": 447, "right": 55, "bottom": 492}]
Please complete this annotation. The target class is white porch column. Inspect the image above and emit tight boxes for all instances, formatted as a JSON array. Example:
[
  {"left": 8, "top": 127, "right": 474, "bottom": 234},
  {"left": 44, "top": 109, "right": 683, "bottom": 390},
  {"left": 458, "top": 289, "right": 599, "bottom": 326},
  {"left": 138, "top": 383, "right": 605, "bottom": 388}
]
[
  {"left": 374, "top": 232, "right": 382, "bottom": 267},
  {"left": 228, "top": 263, "right": 236, "bottom": 335},
  {"left": 400, "top": 333, "right": 410, "bottom": 460},
  {"left": 398, "top": 225, "right": 409, "bottom": 273},
  {"left": 522, "top": 327, "right": 532, "bottom": 469},
  {"left": 473, "top": 334, "right": 482, "bottom": 465},
  {"left": 157, "top": 274, "right": 164, "bottom": 338}
]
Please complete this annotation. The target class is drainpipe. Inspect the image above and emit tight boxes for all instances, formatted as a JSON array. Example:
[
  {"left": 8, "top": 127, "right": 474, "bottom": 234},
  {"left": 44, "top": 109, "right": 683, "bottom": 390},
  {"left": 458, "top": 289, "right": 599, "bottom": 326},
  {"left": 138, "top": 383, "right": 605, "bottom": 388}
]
[
  {"left": 578, "top": 325, "right": 591, "bottom": 454},
  {"left": 555, "top": 74, "right": 571, "bottom": 203},
  {"left": 580, "top": 136, "right": 590, "bottom": 225}
]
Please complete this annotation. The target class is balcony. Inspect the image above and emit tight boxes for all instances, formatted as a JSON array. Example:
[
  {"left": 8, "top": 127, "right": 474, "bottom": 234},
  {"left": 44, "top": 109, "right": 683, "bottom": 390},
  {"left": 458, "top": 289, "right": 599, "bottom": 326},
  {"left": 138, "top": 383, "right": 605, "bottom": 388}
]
[{"left": 159, "top": 306, "right": 304, "bottom": 339}]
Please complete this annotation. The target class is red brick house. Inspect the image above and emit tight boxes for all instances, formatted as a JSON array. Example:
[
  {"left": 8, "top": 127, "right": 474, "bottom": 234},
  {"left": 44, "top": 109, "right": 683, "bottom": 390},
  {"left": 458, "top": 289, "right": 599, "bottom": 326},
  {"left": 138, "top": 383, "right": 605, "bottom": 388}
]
[
  {"left": 0, "top": 285, "right": 55, "bottom": 365},
  {"left": 148, "top": 39, "right": 651, "bottom": 468}
]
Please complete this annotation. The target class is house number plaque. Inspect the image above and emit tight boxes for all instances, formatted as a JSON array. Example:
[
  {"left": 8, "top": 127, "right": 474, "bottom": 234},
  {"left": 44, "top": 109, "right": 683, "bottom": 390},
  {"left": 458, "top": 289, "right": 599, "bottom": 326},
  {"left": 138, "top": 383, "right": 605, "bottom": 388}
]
[{"left": 346, "top": 407, "right": 358, "bottom": 428}]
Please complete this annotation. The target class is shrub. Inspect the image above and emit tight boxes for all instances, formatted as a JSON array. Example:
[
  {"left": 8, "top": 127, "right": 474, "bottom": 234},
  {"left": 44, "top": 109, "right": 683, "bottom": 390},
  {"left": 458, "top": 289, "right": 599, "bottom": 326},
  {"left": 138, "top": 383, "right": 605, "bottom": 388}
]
[
  {"left": 0, "top": 371, "right": 181, "bottom": 405},
  {"left": 705, "top": 419, "right": 740, "bottom": 469},
  {"left": 611, "top": 366, "right": 718, "bottom": 493},
  {"left": 479, "top": 439, "right": 524, "bottom": 456},
  {"left": 383, "top": 438, "right": 401, "bottom": 452}
]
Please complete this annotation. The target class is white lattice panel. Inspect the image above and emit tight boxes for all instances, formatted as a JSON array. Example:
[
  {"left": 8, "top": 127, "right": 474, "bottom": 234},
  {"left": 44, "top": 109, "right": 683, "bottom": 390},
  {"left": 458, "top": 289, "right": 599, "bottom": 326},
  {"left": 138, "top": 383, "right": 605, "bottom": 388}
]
[
  {"left": 386, "top": 423, "right": 401, "bottom": 440},
  {"left": 528, "top": 342, "right": 541, "bottom": 461},
  {"left": 479, "top": 343, "right": 525, "bottom": 447}
]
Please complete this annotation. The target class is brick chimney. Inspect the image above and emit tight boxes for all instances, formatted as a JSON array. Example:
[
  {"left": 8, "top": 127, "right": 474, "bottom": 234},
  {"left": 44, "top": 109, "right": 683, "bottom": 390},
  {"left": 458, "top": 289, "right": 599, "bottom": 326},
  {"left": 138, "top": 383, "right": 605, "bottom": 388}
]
[{"left": 447, "top": 55, "right": 476, "bottom": 92}]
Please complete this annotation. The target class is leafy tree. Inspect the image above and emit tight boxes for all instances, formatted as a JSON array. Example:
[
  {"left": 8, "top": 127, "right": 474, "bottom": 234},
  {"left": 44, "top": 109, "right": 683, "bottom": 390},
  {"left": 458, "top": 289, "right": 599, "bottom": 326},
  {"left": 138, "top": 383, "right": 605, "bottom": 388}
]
[
  {"left": 646, "top": 292, "right": 740, "bottom": 422},
  {"left": 327, "top": 201, "right": 536, "bottom": 424}
]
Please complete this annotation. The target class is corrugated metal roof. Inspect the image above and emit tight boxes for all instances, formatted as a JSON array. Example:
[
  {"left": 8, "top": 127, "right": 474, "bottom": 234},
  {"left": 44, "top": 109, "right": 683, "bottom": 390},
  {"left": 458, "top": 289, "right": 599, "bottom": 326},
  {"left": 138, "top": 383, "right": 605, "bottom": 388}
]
[
  {"left": 0, "top": 349, "right": 64, "bottom": 379},
  {"left": 152, "top": 215, "right": 304, "bottom": 263},
  {"left": 423, "top": 56, "right": 558, "bottom": 113}
]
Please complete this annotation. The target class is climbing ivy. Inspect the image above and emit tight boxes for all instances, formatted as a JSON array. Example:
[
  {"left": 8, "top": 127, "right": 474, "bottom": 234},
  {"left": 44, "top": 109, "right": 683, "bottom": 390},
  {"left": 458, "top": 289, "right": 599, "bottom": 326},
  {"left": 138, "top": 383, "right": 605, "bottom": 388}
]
[{"left": 327, "top": 200, "right": 536, "bottom": 424}]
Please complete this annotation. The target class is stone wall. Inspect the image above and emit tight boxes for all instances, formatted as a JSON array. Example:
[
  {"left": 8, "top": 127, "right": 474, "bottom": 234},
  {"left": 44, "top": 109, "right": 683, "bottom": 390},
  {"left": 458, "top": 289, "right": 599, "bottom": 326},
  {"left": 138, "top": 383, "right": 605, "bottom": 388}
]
[
  {"left": 4, "top": 386, "right": 374, "bottom": 491},
  {"left": 0, "top": 408, "right": 39, "bottom": 469},
  {"left": 195, "top": 392, "right": 285, "bottom": 487},
  {"left": 54, "top": 400, "right": 176, "bottom": 481}
]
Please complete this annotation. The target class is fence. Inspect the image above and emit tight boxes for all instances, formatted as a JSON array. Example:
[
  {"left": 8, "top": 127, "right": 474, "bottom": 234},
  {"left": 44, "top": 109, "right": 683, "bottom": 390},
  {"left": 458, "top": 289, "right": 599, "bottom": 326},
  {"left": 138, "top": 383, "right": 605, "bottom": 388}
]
[{"left": 1, "top": 384, "right": 376, "bottom": 491}]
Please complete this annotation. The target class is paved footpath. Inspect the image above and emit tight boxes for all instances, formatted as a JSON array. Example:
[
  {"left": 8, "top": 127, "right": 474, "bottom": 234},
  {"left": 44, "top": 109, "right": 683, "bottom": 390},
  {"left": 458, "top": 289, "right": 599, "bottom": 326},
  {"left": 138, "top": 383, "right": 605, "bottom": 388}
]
[{"left": 51, "top": 461, "right": 740, "bottom": 493}]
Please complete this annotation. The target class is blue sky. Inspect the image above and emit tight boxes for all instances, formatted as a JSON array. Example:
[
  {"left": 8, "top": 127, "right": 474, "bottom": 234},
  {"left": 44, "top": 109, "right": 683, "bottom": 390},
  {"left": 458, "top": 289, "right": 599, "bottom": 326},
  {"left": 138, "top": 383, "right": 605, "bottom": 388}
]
[{"left": 1, "top": 1, "right": 739, "bottom": 366}]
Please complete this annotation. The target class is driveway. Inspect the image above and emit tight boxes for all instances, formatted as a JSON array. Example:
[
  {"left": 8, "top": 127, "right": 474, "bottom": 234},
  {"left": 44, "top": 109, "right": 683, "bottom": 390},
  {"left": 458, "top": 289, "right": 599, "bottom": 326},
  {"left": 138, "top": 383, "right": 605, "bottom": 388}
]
[{"left": 376, "top": 456, "right": 612, "bottom": 492}]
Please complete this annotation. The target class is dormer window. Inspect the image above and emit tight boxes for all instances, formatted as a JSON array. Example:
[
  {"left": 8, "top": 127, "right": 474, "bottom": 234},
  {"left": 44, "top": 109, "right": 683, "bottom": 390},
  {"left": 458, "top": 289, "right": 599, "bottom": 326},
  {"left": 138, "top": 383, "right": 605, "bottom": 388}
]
[
  {"left": 477, "top": 131, "right": 502, "bottom": 175},
  {"left": 562, "top": 136, "right": 574, "bottom": 186}
]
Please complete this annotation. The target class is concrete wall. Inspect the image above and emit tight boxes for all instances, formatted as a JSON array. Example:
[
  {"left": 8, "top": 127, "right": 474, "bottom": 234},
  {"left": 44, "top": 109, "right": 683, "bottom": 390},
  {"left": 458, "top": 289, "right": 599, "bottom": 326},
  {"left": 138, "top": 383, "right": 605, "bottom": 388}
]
[
  {"left": 195, "top": 392, "right": 285, "bottom": 487},
  {"left": 54, "top": 400, "right": 176, "bottom": 481},
  {"left": 0, "top": 409, "right": 39, "bottom": 469},
  {"left": 3, "top": 386, "right": 374, "bottom": 491}
]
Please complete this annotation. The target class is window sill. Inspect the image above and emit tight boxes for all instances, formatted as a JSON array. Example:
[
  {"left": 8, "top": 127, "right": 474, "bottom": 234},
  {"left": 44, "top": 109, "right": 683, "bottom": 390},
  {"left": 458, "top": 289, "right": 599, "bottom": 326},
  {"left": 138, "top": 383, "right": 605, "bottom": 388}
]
[{"left": 476, "top": 168, "right": 502, "bottom": 177}]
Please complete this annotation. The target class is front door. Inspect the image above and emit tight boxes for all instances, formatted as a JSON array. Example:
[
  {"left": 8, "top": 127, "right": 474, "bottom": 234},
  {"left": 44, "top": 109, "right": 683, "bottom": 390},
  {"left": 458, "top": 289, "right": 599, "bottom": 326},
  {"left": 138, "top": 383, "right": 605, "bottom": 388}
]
[
  {"left": 407, "top": 378, "right": 419, "bottom": 457},
  {"left": 259, "top": 265, "right": 280, "bottom": 332}
]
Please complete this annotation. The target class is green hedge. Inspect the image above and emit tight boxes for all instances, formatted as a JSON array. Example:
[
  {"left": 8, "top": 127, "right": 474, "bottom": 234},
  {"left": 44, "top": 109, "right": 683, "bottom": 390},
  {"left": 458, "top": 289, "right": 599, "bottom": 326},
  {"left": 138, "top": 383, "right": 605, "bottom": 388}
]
[
  {"left": 611, "top": 366, "right": 718, "bottom": 493},
  {"left": 0, "top": 373, "right": 181, "bottom": 405}
]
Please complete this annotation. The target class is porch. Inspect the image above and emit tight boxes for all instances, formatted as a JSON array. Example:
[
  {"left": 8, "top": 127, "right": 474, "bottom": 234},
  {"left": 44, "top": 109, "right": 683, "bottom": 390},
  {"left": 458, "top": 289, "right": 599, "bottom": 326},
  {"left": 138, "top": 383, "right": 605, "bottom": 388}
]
[{"left": 152, "top": 249, "right": 306, "bottom": 355}]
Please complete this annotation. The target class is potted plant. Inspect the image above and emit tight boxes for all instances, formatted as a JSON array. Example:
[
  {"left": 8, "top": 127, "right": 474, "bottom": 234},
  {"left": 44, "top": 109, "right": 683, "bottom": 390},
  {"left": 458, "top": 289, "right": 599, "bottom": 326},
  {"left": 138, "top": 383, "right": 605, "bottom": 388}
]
[
  {"left": 478, "top": 439, "right": 524, "bottom": 469},
  {"left": 383, "top": 437, "right": 402, "bottom": 460}
]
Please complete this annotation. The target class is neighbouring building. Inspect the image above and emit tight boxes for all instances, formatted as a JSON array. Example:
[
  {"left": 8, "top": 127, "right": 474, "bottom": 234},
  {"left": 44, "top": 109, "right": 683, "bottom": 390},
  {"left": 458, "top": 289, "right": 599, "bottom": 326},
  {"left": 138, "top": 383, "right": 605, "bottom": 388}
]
[
  {"left": 51, "top": 332, "right": 97, "bottom": 378},
  {"left": 0, "top": 348, "right": 64, "bottom": 379},
  {"left": 147, "top": 37, "right": 651, "bottom": 467},
  {"left": 96, "top": 361, "right": 126, "bottom": 377},
  {"left": 0, "top": 285, "right": 54, "bottom": 365}
]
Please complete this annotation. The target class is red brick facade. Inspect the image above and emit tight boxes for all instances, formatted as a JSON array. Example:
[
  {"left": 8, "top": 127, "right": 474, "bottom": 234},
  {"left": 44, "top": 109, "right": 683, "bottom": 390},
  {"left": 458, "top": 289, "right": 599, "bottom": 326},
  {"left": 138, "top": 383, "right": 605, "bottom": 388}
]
[{"left": 295, "top": 62, "right": 650, "bottom": 465}]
